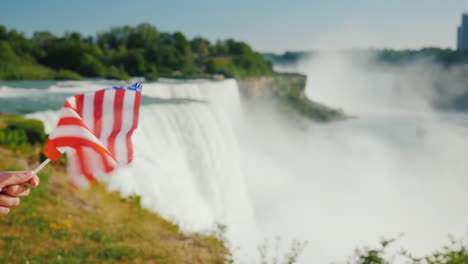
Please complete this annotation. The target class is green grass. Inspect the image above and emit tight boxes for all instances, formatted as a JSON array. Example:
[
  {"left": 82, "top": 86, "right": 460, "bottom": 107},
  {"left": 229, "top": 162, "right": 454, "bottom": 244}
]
[
  {"left": 280, "top": 89, "right": 345, "bottom": 121},
  {"left": 0, "top": 149, "right": 229, "bottom": 263}
]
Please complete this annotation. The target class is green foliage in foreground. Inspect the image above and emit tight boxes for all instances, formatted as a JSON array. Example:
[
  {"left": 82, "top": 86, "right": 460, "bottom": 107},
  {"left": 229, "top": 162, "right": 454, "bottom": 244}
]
[
  {"left": 351, "top": 236, "right": 468, "bottom": 264},
  {"left": 0, "top": 24, "right": 274, "bottom": 81},
  {"left": 0, "top": 169, "right": 143, "bottom": 264},
  {"left": 257, "top": 235, "right": 468, "bottom": 264},
  {"left": 258, "top": 238, "right": 308, "bottom": 264},
  {"left": 0, "top": 115, "right": 46, "bottom": 156}
]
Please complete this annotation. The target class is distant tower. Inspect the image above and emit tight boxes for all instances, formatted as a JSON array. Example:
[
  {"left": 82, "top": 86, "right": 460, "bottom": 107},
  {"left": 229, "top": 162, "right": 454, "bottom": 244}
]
[{"left": 458, "top": 13, "right": 468, "bottom": 50}]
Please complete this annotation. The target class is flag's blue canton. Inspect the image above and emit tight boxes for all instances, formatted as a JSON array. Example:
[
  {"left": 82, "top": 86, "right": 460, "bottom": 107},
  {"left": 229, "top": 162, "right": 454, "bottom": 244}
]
[{"left": 112, "top": 82, "right": 143, "bottom": 92}]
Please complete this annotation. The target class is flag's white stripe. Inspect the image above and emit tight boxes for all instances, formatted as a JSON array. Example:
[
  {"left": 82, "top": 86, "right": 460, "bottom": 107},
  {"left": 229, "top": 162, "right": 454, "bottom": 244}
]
[
  {"left": 53, "top": 146, "right": 68, "bottom": 156},
  {"left": 59, "top": 107, "right": 81, "bottom": 119},
  {"left": 82, "top": 146, "right": 104, "bottom": 177},
  {"left": 67, "top": 149, "right": 80, "bottom": 180},
  {"left": 105, "top": 153, "right": 119, "bottom": 168},
  {"left": 100, "top": 89, "right": 116, "bottom": 148},
  {"left": 66, "top": 96, "right": 77, "bottom": 109},
  {"left": 67, "top": 149, "right": 90, "bottom": 188},
  {"left": 50, "top": 125, "right": 104, "bottom": 147},
  {"left": 82, "top": 93, "right": 95, "bottom": 132},
  {"left": 114, "top": 91, "right": 136, "bottom": 164},
  {"left": 50, "top": 107, "right": 80, "bottom": 139}
]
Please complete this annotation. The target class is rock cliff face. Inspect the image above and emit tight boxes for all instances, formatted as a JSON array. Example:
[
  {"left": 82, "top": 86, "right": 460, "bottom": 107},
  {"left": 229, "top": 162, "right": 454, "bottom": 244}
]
[
  {"left": 237, "top": 74, "right": 308, "bottom": 99},
  {"left": 236, "top": 74, "right": 345, "bottom": 121}
]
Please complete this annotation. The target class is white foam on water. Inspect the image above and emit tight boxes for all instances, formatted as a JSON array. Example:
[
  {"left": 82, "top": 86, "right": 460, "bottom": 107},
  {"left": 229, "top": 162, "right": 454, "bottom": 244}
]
[{"left": 0, "top": 86, "right": 46, "bottom": 97}]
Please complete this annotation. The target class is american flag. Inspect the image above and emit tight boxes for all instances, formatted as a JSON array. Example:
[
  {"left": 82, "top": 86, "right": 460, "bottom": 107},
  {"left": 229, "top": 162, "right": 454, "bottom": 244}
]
[{"left": 43, "top": 83, "right": 142, "bottom": 187}]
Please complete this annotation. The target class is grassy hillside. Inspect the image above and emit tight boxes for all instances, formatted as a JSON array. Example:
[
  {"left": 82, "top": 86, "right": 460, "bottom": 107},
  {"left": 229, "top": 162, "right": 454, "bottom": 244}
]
[{"left": 0, "top": 115, "right": 229, "bottom": 264}]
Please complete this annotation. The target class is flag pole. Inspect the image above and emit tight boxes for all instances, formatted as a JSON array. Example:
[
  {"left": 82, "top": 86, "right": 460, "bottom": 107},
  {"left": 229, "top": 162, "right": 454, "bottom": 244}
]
[{"left": 33, "top": 158, "right": 51, "bottom": 174}]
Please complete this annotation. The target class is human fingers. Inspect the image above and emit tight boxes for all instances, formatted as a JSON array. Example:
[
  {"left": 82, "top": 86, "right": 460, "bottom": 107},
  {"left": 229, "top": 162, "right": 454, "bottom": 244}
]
[
  {"left": 0, "top": 194, "right": 20, "bottom": 208},
  {"left": 2, "top": 184, "right": 30, "bottom": 197},
  {"left": 27, "top": 174, "right": 40, "bottom": 188},
  {"left": 0, "top": 206, "right": 10, "bottom": 216},
  {"left": 0, "top": 171, "right": 35, "bottom": 188}
]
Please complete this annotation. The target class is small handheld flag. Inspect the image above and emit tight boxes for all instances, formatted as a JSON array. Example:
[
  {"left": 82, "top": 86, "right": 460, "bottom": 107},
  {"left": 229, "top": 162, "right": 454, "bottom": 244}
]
[{"left": 34, "top": 83, "right": 142, "bottom": 187}]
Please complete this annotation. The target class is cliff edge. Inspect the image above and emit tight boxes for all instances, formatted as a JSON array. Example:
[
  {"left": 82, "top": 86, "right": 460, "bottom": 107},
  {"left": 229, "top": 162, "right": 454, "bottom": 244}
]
[{"left": 237, "top": 73, "right": 345, "bottom": 121}]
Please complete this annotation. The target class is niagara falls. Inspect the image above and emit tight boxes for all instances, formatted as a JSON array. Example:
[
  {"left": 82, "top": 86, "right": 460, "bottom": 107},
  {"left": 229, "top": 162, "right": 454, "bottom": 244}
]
[{"left": 1, "top": 1, "right": 468, "bottom": 263}]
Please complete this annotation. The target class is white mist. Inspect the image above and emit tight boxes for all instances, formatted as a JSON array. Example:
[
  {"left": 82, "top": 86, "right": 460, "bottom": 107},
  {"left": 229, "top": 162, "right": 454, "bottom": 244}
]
[{"left": 243, "top": 53, "right": 468, "bottom": 263}]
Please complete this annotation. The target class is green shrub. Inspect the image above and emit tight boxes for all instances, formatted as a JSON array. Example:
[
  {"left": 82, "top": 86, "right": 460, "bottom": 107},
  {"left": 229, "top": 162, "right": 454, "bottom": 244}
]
[
  {"left": 1, "top": 115, "right": 46, "bottom": 145},
  {"left": 0, "top": 115, "right": 46, "bottom": 156},
  {"left": 350, "top": 236, "right": 468, "bottom": 264},
  {"left": 206, "top": 58, "right": 238, "bottom": 78},
  {"left": 106, "top": 65, "right": 130, "bottom": 80},
  {"left": 0, "top": 129, "right": 30, "bottom": 152},
  {"left": 54, "top": 69, "right": 81, "bottom": 80},
  {"left": 258, "top": 238, "right": 308, "bottom": 264},
  {"left": 280, "top": 90, "right": 344, "bottom": 121},
  {"left": 0, "top": 62, "right": 57, "bottom": 80},
  {"left": 144, "top": 64, "right": 159, "bottom": 81}
]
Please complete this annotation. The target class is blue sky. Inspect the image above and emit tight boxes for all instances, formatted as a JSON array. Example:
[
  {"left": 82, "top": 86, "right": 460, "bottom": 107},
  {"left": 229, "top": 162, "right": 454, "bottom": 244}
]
[{"left": 1, "top": 0, "right": 467, "bottom": 52}]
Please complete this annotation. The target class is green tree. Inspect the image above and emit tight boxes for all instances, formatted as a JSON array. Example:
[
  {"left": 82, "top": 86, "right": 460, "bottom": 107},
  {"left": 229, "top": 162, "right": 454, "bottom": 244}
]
[
  {"left": 191, "top": 37, "right": 210, "bottom": 57},
  {"left": 127, "top": 23, "right": 159, "bottom": 49}
]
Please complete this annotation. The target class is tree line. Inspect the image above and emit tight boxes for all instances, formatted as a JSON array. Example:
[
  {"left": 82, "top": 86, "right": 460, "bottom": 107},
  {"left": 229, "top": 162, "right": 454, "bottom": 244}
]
[
  {"left": 0, "top": 23, "right": 274, "bottom": 81},
  {"left": 265, "top": 48, "right": 468, "bottom": 68}
]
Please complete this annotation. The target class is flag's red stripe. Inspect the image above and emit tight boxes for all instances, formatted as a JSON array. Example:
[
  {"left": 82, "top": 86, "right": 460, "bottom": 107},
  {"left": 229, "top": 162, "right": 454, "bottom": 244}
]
[
  {"left": 50, "top": 136, "right": 118, "bottom": 178},
  {"left": 50, "top": 137, "right": 116, "bottom": 162},
  {"left": 75, "top": 94, "right": 84, "bottom": 117},
  {"left": 57, "top": 117, "right": 87, "bottom": 128},
  {"left": 107, "top": 89, "right": 125, "bottom": 160},
  {"left": 93, "top": 90, "right": 105, "bottom": 138},
  {"left": 76, "top": 148, "right": 96, "bottom": 182},
  {"left": 43, "top": 139, "right": 63, "bottom": 161},
  {"left": 56, "top": 117, "right": 97, "bottom": 140},
  {"left": 101, "top": 154, "right": 114, "bottom": 173},
  {"left": 126, "top": 92, "right": 141, "bottom": 163},
  {"left": 64, "top": 101, "right": 76, "bottom": 111},
  {"left": 68, "top": 181, "right": 80, "bottom": 190},
  {"left": 45, "top": 132, "right": 118, "bottom": 172}
]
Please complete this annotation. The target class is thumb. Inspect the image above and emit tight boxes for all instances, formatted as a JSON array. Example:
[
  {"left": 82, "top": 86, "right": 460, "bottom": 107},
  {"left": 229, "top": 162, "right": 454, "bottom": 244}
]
[{"left": 0, "top": 171, "right": 35, "bottom": 188}]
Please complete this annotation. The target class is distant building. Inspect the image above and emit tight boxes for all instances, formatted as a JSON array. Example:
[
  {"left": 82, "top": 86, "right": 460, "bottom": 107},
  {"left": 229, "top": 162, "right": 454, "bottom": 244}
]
[{"left": 458, "top": 13, "right": 468, "bottom": 50}]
